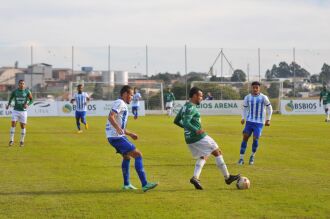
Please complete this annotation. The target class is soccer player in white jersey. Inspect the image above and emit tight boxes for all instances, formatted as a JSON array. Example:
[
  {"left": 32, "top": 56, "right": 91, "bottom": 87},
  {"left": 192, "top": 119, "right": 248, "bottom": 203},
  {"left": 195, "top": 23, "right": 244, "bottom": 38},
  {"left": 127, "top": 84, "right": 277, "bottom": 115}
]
[
  {"left": 70, "top": 84, "right": 90, "bottom": 133},
  {"left": 238, "top": 81, "right": 273, "bottom": 165},
  {"left": 105, "top": 85, "right": 158, "bottom": 192},
  {"left": 131, "top": 87, "right": 142, "bottom": 120}
]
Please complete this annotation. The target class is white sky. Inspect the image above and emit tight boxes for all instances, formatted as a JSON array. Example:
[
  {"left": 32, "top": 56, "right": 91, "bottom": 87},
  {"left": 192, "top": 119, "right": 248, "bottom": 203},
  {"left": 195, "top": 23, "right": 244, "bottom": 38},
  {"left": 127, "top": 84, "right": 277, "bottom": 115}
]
[{"left": 0, "top": 0, "right": 329, "bottom": 76}]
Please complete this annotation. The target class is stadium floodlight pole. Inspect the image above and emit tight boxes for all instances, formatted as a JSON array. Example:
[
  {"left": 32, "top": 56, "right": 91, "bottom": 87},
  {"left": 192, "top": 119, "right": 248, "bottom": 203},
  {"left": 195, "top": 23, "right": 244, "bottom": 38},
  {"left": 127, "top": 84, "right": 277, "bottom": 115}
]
[
  {"left": 72, "top": 46, "right": 74, "bottom": 82},
  {"left": 221, "top": 48, "right": 223, "bottom": 81},
  {"left": 108, "top": 45, "right": 111, "bottom": 75},
  {"left": 207, "top": 49, "right": 222, "bottom": 76},
  {"left": 247, "top": 63, "right": 250, "bottom": 82},
  {"left": 293, "top": 47, "right": 296, "bottom": 97},
  {"left": 258, "top": 48, "right": 261, "bottom": 82},
  {"left": 185, "top": 44, "right": 188, "bottom": 101},
  {"left": 146, "top": 45, "right": 150, "bottom": 110},
  {"left": 30, "top": 45, "right": 33, "bottom": 91},
  {"left": 108, "top": 45, "right": 111, "bottom": 99}
]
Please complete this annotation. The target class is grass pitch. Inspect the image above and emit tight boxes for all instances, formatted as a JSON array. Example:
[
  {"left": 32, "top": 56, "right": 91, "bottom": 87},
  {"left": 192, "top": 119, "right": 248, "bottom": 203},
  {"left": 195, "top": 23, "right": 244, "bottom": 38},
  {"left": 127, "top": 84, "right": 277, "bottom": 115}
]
[{"left": 0, "top": 115, "right": 329, "bottom": 218}]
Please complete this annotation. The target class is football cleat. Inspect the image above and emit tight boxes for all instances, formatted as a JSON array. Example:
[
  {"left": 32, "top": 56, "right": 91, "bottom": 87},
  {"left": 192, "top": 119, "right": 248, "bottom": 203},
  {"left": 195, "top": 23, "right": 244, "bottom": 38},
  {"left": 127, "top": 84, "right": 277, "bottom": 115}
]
[
  {"left": 122, "top": 184, "right": 138, "bottom": 190},
  {"left": 77, "top": 130, "right": 83, "bottom": 134},
  {"left": 249, "top": 156, "right": 255, "bottom": 165},
  {"left": 190, "top": 177, "right": 203, "bottom": 190},
  {"left": 9, "top": 141, "right": 14, "bottom": 147},
  {"left": 19, "top": 142, "right": 24, "bottom": 147},
  {"left": 85, "top": 123, "right": 89, "bottom": 130},
  {"left": 238, "top": 158, "right": 244, "bottom": 165},
  {"left": 142, "top": 182, "right": 158, "bottom": 192},
  {"left": 225, "top": 174, "right": 241, "bottom": 185}
]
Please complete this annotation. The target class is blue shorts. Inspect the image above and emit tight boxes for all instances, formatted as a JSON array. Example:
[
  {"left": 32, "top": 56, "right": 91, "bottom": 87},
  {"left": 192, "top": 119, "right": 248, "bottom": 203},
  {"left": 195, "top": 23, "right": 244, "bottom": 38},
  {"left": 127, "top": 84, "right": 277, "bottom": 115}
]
[
  {"left": 108, "top": 137, "right": 136, "bottom": 155},
  {"left": 75, "top": 111, "right": 86, "bottom": 120},
  {"left": 243, "top": 121, "right": 264, "bottom": 139},
  {"left": 132, "top": 106, "right": 139, "bottom": 111}
]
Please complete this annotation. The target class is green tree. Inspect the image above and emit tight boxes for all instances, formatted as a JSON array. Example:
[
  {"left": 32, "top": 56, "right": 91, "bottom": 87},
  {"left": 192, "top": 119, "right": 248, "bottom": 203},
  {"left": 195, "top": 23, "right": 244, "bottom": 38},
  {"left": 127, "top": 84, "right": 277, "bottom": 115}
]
[
  {"left": 319, "top": 63, "right": 330, "bottom": 84},
  {"left": 171, "top": 82, "right": 187, "bottom": 100},
  {"left": 92, "top": 83, "right": 104, "bottom": 100},
  {"left": 267, "top": 83, "right": 280, "bottom": 98},
  {"left": 231, "top": 69, "right": 246, "bottom": 82},
  {"left": 239, "top": 84, "right": 249, "bottom": 99}
]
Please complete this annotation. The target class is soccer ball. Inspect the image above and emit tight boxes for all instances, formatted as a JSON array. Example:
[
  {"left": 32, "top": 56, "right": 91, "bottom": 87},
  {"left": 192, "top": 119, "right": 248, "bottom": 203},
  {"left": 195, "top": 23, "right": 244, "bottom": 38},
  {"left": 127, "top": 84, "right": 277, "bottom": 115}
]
[{"left": 236, "top": 176, "right": 250, "bottom": 190}]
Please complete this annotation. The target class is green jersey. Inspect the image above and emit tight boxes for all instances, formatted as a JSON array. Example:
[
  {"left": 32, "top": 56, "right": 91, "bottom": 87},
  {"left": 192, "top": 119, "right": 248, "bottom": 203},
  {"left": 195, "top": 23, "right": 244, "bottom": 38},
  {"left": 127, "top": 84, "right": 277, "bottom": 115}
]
[
  {"left": 320, "top": 90, "right": 328, "bottom": 104},
  {"left": 327, "top": 91, "right": 330, "bottom": 104},
  {"left": 174, "top": 102, "right": 207, "bottom": 144},
  {"left": 164, "top": 92, "right": 175, "bottom": 102},
  {"left": 8, "top": 89, "right": 33, "bottom": 111}
]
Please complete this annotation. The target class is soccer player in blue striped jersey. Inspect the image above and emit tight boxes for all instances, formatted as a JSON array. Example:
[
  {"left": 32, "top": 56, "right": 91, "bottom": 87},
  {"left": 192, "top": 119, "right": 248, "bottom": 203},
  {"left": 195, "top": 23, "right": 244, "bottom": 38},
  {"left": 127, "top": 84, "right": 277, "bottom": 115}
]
[
  {"left": 70, "top": 84, "right": 90, "bottom": 133},
  {"left": 105, "top": 85, "right": 158, "bottom": 192},
  {"left": 238, "top": 81, "right": 273, "bottom": 165}
]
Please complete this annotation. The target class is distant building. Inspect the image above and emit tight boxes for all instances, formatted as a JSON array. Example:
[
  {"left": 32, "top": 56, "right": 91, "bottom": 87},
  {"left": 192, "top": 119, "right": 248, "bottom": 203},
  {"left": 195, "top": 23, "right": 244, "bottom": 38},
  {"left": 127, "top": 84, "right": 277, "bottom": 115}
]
[
  {"left": 0, "top": 67, "right": 25, "bottom": 86},
  {"left": 128, "top": 72, "right": 147, "bottom": 80},
  {"left": 28, "top": 63, "right": 53, "bottom": 80}
]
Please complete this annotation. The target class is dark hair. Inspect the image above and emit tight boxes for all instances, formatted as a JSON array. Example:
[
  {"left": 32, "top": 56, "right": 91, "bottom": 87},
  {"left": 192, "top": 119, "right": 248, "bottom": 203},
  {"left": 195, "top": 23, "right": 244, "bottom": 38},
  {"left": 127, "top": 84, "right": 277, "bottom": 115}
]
[
  {"left": 189, "top": 87, "right": 202, "bottom": 98},
  {"left": 251, "top": 81, "right": 261, "bottom": 86},
  {"left": 120, "top": 85, "right": 133, "bottom": 96},
  {"left": 18, "top": 80, "right": 24, "bottom": 84},
  {"left": 77, "top": 84, "right": 83, "bottom": 88}
]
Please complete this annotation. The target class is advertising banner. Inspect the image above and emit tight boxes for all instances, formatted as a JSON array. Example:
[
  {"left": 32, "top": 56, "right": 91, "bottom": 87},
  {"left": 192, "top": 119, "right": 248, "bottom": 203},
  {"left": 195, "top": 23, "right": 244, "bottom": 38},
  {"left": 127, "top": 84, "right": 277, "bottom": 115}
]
[
  {"left": 0, "top": 101, "right": 145, "bottom": 117},
  {"left": 280, "top": 99, "right": 324, "bottom": 115},
  {"left": 173, "top": 100, "right": 244, "bottom": 115}
]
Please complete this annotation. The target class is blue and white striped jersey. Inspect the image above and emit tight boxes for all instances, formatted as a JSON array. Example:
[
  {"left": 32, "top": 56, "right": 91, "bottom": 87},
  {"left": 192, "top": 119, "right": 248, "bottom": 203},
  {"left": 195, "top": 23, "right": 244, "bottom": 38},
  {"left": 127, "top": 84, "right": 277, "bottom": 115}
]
[
  {"left": 74, "top": 92, "right": 89, "bottom": 112},
  {"left": 106, "top": 99, "right": 128, "bottom": 138},
  {"left": 132, "top": 92, "right": 142, "bottom": 107},
  {"left": 242, "top": 93, "right": 273, "bottom": 124}
]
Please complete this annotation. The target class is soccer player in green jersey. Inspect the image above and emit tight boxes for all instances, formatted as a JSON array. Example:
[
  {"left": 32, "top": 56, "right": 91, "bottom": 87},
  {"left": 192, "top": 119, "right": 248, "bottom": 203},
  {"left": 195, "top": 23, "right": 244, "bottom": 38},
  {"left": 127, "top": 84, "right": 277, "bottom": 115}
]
[
  {"left": 6, "top": 80, "right": 33, "bottom": 147},
  {"left": 174, "top": 87, "right": 240, "bottom": 190},
  {"left": 164, "top": 87, "right": 175, "bottom": 116},
  {"left": 319, "top": 85, "right": 330, "bottom": 122}
]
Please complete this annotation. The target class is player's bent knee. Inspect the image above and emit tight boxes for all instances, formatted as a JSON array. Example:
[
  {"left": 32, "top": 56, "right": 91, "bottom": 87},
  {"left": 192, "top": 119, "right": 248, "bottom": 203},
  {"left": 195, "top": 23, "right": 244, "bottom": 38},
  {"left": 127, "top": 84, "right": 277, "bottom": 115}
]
[{"left": 211, "top": 149, "right": 221, "bottom": 157}]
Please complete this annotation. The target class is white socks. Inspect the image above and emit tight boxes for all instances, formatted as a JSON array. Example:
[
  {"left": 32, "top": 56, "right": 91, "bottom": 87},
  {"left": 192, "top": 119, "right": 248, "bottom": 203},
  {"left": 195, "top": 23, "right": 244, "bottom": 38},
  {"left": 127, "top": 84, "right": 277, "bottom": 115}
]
[
  {"left": 20, "top": 129, "right": 26, "bottom": 142},
  {"left": 240, "top": 154, "right": 244, "bottom": 160},
  {"left": 215, "top": 155, "right": 230, "bottom": 179},
  {"left": 193, "top": 158, "right": 206, "bottom": 179},
  {"left": 10, "top": 127, "right": 15, "bottom": 141}
]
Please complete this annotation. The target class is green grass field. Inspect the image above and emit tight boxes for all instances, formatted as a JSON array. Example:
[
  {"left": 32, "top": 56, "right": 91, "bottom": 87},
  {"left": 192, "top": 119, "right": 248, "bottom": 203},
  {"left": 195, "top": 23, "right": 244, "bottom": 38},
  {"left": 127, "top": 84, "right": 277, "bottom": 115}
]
[{"left": 0, "top": 115, "right": 329, "bottom": 218}]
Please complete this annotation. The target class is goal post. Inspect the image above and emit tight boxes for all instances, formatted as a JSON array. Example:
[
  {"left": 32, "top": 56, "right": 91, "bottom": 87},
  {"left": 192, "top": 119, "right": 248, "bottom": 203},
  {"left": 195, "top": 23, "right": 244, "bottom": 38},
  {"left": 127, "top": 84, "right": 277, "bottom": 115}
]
[{"left": 190, "top": 81, "right": 283, "bottom": 112}]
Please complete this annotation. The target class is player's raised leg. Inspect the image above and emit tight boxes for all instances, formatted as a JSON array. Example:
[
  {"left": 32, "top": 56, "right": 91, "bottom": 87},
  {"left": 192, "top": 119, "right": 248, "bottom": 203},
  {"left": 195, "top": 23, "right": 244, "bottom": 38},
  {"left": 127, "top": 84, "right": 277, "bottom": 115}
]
[
  {"left": 127, "top": 149, "right": 157, "bottom": 192},
  {"left": 211, "top": 143, "right": 240, "bottom": 185}
]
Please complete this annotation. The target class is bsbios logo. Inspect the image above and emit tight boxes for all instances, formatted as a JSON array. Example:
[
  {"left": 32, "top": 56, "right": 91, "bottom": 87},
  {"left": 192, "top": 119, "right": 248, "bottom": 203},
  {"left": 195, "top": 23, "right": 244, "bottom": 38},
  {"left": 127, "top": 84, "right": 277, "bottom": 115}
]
[
  {"left": 285, "top": 100, "right": 317, "bottom": 112},
  {"left": 62, "top": 104, "right": 73, "bottom": 113},
  {"left": 285, "top": 100, "right": 294, "bottom": 112}
]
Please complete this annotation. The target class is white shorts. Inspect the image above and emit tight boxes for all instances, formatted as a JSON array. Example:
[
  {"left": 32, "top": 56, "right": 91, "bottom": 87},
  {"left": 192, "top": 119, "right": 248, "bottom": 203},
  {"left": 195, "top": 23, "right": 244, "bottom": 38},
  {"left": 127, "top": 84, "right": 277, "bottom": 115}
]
[
  {"left": 188, "top": 135, "right": 219, "bottom": 159},
  {"left": 12, "top": 110, "right": 28, "bottom": 124},
  {"left": 166, "top": 101, "right": 173, "bottom": 108},
  {"left": 323, "top": 104, "right": 330, "bottom": 110}
]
